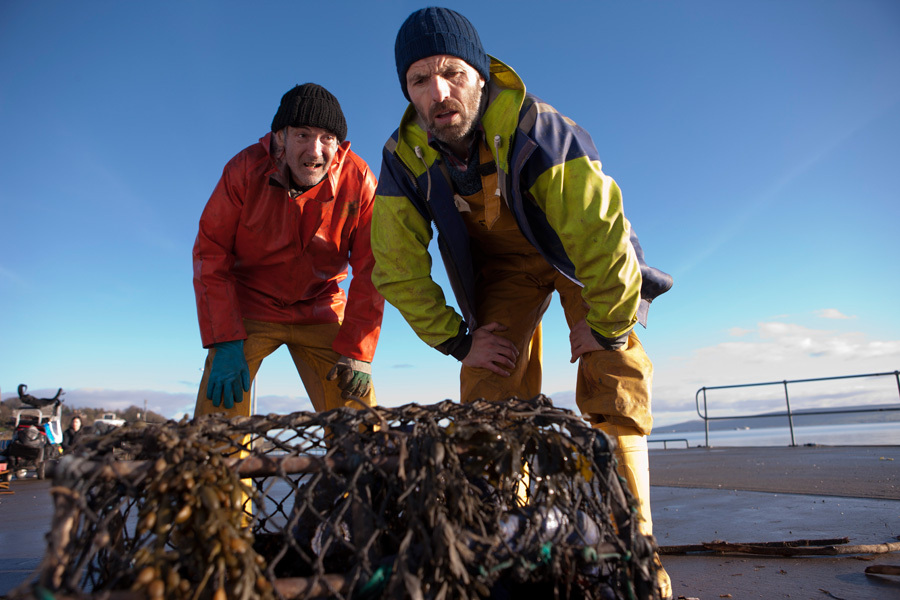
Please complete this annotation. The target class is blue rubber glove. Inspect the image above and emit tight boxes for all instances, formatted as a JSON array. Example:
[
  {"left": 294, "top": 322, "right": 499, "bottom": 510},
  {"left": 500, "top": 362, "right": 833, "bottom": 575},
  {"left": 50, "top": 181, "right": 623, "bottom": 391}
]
[
  {"left": 206, "top": 340, "right": 250, "bottom": 409},
  {"left": 326, "top": 356, "right": 372, "bottom": 399}
]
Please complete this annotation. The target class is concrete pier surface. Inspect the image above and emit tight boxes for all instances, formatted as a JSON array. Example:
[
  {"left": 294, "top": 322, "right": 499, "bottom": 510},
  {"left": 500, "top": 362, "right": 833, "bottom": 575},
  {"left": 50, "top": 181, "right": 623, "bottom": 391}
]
[
  {"left": 650, "top": 445, "right": 899, "bottom": 599},
  {"left": 1, "top": 445, "right": 898, "bottom": 599}
]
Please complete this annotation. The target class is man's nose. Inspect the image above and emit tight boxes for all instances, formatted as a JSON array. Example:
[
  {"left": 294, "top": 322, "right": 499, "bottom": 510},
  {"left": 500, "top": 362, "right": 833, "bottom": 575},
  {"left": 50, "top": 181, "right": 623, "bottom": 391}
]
[
  {"left": 429, "top": 76, "right": 451, "bottom": 102},
  {"left": 304, "top": 137, "right": 326, "bottom": 156}
]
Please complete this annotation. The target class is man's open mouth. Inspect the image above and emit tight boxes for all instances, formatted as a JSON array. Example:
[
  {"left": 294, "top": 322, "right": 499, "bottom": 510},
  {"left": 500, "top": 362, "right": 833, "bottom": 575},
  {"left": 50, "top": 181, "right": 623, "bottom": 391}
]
[
  {"left": 431, "top": 100, "right": 461, "bottom": 123},
  {"left": 434, "top": 110, "right": 459, "bottom": 126}
]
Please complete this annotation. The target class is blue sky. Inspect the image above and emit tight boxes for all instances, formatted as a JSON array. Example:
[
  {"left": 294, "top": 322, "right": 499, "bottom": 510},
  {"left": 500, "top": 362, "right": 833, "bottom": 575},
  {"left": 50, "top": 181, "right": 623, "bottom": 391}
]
[{"left": 2, "top": 0, "right": 898, "bottom": 427}]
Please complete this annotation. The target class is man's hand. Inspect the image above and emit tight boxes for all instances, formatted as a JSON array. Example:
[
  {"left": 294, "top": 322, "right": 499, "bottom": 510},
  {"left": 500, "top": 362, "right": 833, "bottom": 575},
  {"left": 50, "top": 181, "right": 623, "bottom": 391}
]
[
  {"left": 462, "top": 322, "right": 519, "bottom": 376},
  {"left": 206, "top": 340, "right": 250, "bottom": 409},
  {"left": 569, "top": 318, "right": 603, "bottom": 363},
  {"left": 570, "top": 318, "right": 629, "bottom": 362},
  {"left": 327, "top": 356, "right": 372, "bottom": 399}
]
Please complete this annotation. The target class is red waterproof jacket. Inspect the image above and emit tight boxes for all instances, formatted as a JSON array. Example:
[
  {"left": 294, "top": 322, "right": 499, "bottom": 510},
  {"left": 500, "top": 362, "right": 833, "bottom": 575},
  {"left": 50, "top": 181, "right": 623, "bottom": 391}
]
[{"left": 193, "top": 133, "right": 384, "bottom": 361}]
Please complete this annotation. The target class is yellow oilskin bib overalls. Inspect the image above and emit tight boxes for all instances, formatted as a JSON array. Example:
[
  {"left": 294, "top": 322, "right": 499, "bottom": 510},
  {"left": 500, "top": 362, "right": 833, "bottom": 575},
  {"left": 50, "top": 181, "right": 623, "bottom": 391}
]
[{"left": 455, "top": 138, "right": 672, "bottom": 599}]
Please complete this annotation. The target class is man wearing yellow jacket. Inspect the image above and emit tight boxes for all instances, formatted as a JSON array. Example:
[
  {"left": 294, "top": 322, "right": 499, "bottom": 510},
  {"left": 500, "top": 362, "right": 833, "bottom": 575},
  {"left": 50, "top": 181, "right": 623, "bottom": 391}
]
[{"left": 371, "top": 8, "right": 673, "bottom": 598}]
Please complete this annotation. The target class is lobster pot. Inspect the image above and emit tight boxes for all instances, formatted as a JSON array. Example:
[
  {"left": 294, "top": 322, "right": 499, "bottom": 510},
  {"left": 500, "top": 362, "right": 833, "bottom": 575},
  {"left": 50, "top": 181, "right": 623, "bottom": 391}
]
[{"left": 13, "top": 395, "right": 660, "bottom": 600}]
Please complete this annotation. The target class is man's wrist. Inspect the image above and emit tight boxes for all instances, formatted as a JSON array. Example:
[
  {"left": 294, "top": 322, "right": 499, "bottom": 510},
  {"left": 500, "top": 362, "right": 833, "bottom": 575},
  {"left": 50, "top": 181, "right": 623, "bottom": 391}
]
[
  {"left": 590, "top": 329, "right": 629, "bottom": 351},
  {"left": 338, "top": 356, "right": 372, "bottom": 374},
  {"left": 213, "top": 339, "right": 244, "bottom": 350},
  {"left": 435, "top": 324, "right": 473, "bottom": 361}
]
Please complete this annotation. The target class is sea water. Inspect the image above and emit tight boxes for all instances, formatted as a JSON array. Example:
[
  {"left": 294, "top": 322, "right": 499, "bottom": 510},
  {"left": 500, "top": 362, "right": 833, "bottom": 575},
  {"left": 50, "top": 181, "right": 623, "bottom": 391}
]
[{"left": 649, "top": 421, "right": 898, "bottom": 448}]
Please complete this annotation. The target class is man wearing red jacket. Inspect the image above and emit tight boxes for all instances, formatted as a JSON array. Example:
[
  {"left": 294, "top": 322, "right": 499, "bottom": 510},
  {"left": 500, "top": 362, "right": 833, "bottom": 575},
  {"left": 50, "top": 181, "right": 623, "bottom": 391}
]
[{"left": 193, "top": 83, "right": 384, "bottom": 418}]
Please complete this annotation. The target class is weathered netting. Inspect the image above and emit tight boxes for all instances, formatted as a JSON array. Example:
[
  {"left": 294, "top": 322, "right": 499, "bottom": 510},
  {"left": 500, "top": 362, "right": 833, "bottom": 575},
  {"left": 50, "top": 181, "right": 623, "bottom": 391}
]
[{"left": 11, "top": 395, "right": 659, "bottom": 599}]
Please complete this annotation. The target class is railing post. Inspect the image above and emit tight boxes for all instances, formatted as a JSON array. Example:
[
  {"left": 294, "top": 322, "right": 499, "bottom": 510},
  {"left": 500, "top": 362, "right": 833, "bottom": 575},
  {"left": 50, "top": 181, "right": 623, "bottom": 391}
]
[
  {"left": 783, "top": 380, "right": 796, "bottom": 447},
  {"left": 703, "top": 388, "right": 710, "bottom": 447}
]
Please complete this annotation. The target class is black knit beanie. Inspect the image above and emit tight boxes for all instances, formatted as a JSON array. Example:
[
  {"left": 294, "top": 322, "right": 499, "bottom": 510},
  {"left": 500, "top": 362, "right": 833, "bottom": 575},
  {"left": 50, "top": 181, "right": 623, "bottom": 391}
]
[
  {"left": 270, "top": 83, "right": 347, "bottom": 142},
  {"left": 394, "top": 7, "right": 490, "bottom": 101}
]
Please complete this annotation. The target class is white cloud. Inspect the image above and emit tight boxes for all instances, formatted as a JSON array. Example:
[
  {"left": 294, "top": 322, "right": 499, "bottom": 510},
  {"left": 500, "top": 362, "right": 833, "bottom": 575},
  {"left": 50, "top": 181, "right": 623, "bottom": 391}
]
[
  {"left": 0, "top": 387, "right": 319, "bottom": 421},
  {"left": 63, "top": 388, "right": 196, "bottom": 418},
  {"left": 545, "top": 390, "right": 579, "bottom": 415},
  {"left": 727, "top": 327, "right": 752, "bottom": 337},
  {"left": 8, "top": 318, "right": 896, "bottom": 431},
  {"left": 815, "top": 308, "right": 855, "bottom": 320},
  {"left": 254, "top": 394, "right": 315, "bottom": 415},
  {"left": 651, "top": 321, "right": 900, "bottom": 426}
]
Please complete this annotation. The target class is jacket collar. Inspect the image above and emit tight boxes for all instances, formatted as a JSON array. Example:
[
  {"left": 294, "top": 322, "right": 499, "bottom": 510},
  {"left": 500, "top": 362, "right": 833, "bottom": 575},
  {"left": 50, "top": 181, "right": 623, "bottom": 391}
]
[
  {"left": 393, "top": 56, "right": 526, "bottom": 177},
  {"left": 261, "top": 131, "right": 350, "bottom": 203}
]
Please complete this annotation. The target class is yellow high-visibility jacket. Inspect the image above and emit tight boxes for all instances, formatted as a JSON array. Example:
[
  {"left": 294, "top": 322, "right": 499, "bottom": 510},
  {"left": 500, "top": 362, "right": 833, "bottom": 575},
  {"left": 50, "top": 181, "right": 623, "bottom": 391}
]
[{"left": 372, "top": 57, "right": 672, "bottom": 353}]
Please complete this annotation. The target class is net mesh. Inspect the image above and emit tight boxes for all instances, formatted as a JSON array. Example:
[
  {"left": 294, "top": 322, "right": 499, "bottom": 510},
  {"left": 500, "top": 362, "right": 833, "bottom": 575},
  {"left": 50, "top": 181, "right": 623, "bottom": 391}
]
[{"left": 13, "top": 395, "right": 659, "bottom": 599}]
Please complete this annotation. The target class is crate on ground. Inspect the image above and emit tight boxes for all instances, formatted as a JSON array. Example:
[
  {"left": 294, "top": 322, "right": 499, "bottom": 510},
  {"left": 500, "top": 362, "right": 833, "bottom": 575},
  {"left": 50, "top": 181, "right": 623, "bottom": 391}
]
[{"left": 10, "top": 395, "right": 661, "bottom": 599}]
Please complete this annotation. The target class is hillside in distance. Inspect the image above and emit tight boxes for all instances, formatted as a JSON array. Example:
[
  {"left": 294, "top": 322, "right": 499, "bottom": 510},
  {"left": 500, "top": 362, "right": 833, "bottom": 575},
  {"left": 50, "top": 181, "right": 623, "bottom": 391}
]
[{"left": 656, "top": 404, "right": 900, "bottom": 433}]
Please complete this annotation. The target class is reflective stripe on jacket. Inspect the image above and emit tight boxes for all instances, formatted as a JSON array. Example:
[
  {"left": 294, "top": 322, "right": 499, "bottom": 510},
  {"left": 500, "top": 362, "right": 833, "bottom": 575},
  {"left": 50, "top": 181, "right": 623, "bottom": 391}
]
[
  {"left": 372, "top": 57, "right": 672, "bottom": 348},
  {"left": 193, "top": 133, "right": 384, "bottom": 361}
]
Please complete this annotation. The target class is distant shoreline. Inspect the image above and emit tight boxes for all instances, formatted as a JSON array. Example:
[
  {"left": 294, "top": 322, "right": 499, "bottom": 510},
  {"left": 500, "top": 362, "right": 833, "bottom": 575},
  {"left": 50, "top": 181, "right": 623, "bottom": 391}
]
[
  {"left": 655, "top": 403, "right": 900, "bottom": 433},
  {"left": 649, "top": 421, "right": 898, "bottom": 448}
]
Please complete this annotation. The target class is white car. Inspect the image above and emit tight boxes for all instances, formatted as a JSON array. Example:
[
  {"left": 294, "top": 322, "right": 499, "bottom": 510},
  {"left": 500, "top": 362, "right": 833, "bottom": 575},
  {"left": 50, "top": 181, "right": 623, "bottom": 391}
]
[{"left": 93, "top": 413, "right": 126, "bottom": 434}]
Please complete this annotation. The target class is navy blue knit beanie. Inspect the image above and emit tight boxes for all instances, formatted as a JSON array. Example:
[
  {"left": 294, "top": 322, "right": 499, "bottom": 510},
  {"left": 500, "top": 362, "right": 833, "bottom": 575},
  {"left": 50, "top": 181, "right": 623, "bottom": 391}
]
[
  {"left": 271, "top": 83, "right": 347, "bottom": 142},
  {"left": 395, "top": 7, "right": 490, "bottom": 101}
]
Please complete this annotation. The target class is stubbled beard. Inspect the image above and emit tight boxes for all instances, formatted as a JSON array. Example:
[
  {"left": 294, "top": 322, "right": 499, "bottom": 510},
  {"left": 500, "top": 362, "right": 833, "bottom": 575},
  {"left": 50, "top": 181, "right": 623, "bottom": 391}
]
[{"left": 424, "top": 85, "right": 483, "bottom": 144}]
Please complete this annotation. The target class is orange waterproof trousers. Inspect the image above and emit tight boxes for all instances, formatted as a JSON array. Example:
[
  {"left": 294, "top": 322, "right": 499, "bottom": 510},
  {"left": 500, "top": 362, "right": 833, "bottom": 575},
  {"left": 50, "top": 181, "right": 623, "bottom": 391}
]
[
  {"left": 460, "top": 252, "right": 653, "bottom": 435},
  {"left": 195, "top": 319, "right": 376, "bottom": 419}
]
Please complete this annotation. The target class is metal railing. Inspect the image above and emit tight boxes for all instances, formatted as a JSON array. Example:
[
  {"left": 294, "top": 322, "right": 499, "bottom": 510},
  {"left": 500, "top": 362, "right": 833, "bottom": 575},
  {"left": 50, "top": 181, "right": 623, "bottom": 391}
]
[
  {"left": 695, "top": 370, "right": 900, "bottom": 447},
  {"left": 647, "top": 438, "right": 689, "bottom": 449}
]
